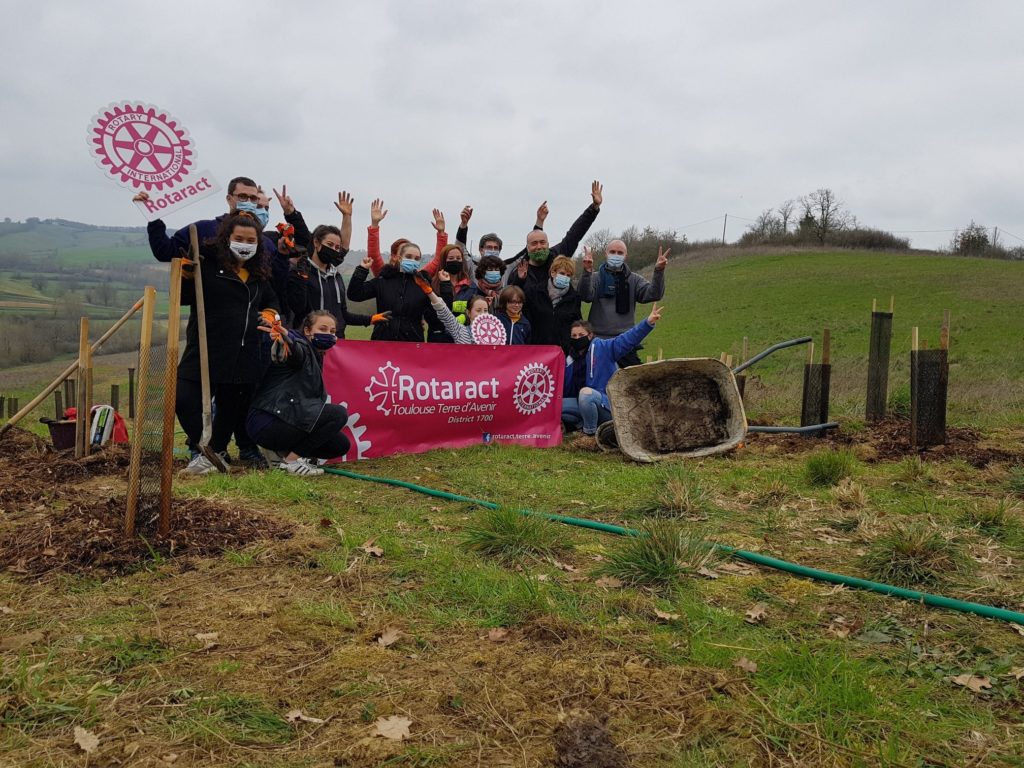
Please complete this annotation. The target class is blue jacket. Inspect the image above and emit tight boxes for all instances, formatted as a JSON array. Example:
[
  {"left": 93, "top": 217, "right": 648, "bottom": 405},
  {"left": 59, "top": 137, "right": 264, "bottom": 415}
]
[
  {"left": 564, "top": 319, "right": 654, "bottom": 408},
  {"left": 495, "top": 312, "right": 531, "bottom": 344}
]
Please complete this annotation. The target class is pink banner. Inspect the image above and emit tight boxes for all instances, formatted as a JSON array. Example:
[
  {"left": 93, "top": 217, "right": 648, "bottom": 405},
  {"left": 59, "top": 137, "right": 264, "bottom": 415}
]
[{"left": 322, "top": 340, "right": 565, "bottom": 460}]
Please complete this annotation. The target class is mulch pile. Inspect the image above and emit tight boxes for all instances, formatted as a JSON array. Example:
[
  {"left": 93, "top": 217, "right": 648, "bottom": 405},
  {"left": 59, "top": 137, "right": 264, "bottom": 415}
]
[
  {"left": 0, "top": 428, "right": 292, "bottom": 577},
  {"left": 745, "top": 417, "right": 1021, "bottom": 467}
]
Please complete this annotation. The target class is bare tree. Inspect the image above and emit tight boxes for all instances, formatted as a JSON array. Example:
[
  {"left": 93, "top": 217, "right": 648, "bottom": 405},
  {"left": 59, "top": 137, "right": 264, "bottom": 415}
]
[
  {"left": 777, "top": 199, "right": 796, "bottom": 233},
  {"left": 583, "top": 227, "right": 614, "bottom": 256},
  {"left": 800, "top": 188, "right": 850, "bottom": 244}
]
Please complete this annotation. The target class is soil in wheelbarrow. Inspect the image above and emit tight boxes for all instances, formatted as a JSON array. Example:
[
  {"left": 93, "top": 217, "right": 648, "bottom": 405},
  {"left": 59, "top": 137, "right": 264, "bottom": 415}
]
[
  {"left": 0, "top": 427, "right": 293, "bottom": 577},
  {"left": 745, "top": 416, "right": 1021, "bottom": 467}
]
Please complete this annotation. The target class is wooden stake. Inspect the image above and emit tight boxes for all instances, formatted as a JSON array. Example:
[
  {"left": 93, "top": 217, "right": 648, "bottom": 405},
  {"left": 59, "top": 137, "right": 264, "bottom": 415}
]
[
  {"left": 806, "top": 341, "right": 815, "bottom": 365},
  {"left": 725, "top": 354, "right": 733, "bottom": 367},
  {"left": 657, "top": 347, "right": 664, "bottom": 362},
  {"left": 741, "top": 336, "right": 748, "bottom": 361},
  {"left": 912, "top": 326, "right": 919, "bottom": 352},
  {"left": 822, "top": 328, "right": 831, "bottom": 365},
  {"left": 83, "top": 338, "right": 93, "bottom": 457},
  {"left": 54, "top": 391, "right": 63, "bottom": 420},
  {"left": 872, "top": 298, "right": 877, "bottom": 313},
  {"left": 889, "top": 295, "right": 895, "bottom": 313},
  {"left": 75, "top": 317, "right": 89, "bottom": 459},
  {"left": 0, "top": 296, "right": 146, "bottom": 438},
  {"left": 922, "top": 339, "right": 928, "bottom": 350},
  {"left": 646, "top": 355, "right": 653, "bottom": 364},
  {"left": 940, "top": 310, "right": 950, "bottom": 351},
  {"left": 159, "top": 261, "right": 184, "bottom": 536},
  {"left": 719, "top": 352, "right": 727, "bottom": 363},
  {"left": 126, "top": 287, "right": 157, "bottom": 536}
]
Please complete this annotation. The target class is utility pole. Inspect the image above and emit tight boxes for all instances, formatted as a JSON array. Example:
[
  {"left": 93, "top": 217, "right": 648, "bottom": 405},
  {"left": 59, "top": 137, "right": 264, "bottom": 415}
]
[
  {"left": 721, "top": 213, "right": 728, "bottom": 245},
  {"left": 992, "top": 226, "right": 999, "bottom": 248}
]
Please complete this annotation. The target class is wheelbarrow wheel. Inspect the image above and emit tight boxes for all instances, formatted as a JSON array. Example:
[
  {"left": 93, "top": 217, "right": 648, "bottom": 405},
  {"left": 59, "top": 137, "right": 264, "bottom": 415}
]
[{"left": 596, "top": 421, "right": 619, "bottom": 453}]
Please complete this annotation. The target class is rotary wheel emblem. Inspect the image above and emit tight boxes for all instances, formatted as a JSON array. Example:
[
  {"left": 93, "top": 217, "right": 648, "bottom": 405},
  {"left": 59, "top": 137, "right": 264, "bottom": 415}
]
[
  {"left": 88, "top": 102, "right": 193, "bottom": 190},
  {"left": 513, "top": 362, "right": 555, "bottom": 415},
  {"left": 471, "top": 314, "right": 507, "bottom": 345}
]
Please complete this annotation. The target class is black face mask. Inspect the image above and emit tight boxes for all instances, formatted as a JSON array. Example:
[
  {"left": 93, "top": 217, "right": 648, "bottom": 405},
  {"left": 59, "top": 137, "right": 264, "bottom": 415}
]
[
  {"left": 445, "top": 260, "right": 463, "bottom": 275},
  {"left": 319, "top": 244, "right": 343, "bottom": 267},
  {"left": 570, "top": 336, "right": 591, "bottom": 357}
]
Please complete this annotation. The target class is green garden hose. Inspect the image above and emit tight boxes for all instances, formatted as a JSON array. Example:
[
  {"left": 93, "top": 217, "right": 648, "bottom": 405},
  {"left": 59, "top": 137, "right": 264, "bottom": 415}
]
[{"left": 323, "top": 467, "right": 1024, "bottom": 626}]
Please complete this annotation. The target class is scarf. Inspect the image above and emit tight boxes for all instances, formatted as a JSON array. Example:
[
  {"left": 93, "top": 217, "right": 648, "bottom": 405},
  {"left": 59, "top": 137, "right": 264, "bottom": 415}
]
[
  {"left": 599, "top": 264, "right": 630, "bottom": 315},
  {"left": 548, "top": 279, "right": 569, "bottom": 307}
]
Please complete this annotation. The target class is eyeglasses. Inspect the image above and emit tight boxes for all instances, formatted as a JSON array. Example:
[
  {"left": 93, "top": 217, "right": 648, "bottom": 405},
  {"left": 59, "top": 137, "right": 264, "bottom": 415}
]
[
  {"left": 507, "top": 299, "right": 524, "bottom": 305},
  {"left": 233, "top": 192, "right": 260, "bottom": 203}
]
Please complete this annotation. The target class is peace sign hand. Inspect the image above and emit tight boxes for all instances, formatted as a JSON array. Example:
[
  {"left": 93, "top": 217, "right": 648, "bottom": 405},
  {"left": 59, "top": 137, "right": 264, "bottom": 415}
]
[
  {"left": 647, "top": 302, "right": 663, "bottom": 326},
  {"left": 581, "top": 246, "right": 594, "bottom": 273},
  {"left": 334, "top": 191, "right": 354, "bottom": 217},
  {"left": 273, "top": 185, "right": 296, "bottom": 215},
  {"left": 655, "top": 245, "right": 670, "bottom": 271}
]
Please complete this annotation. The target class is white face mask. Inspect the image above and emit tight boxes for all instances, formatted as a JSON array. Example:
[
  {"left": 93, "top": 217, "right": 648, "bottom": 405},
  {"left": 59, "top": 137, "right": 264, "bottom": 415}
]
[{"left": 229, "top": 240, "right": 257, "bottom": 261}]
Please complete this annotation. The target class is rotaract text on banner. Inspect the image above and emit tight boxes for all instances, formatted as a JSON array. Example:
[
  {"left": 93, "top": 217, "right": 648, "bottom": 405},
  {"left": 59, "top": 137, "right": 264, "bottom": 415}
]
[{"left": 322, "top": 340, "right": 565, "bottom": 460}]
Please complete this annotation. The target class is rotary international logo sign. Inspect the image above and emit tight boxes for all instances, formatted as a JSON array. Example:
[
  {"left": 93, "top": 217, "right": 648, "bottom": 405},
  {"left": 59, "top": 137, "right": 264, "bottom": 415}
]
[{"left": 87, "top": 101, "right": 221, "bottom": 220}]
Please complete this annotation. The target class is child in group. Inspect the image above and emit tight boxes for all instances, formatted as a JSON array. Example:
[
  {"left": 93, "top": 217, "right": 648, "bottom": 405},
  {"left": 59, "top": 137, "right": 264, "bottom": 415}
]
[
  {"left": 493, "top": 285, "right": 531, "bottom": 344},
  {"left": 413, "top": 270, "right": 490, "bottom": 344},
  {"left": 562, "top": 302, "right": 664, "bottom": 446},
  {"left": 179, "top": 213, "right": 280, "bottom": 474},
  {"left": 246, "top": 310, "right": 351, "bottom": 476}
]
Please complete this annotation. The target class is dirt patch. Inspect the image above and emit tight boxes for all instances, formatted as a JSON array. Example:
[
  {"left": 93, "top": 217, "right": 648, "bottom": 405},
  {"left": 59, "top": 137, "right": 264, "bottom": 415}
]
[
  {"left": 746, "top": 417, "right": 1021, "bottom": 466},
  {"left": 554, "top": 709, "right": 629, "bottom": 767},
  {"left": 0, "top": 427, "right": 293, "bottom": 577}
]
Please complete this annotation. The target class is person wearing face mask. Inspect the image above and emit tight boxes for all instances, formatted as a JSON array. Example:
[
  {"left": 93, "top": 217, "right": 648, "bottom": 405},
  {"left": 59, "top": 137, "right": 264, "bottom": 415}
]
[
  {"left": 346, "top": 242, "right": 432, "bottom": 342},
  {"left": 510, "top": 255, "right": 582, "bottom": 352},
  {"left": 287, "top": 224, "right": 378, "bottom": 337},
  {"left": 467, "top": 255, "right": 506, "bottom": 308},
  {"left": 413, "top": 272, "right": 490, "bottom": 344},
  {"left": 424, "top": 243, "right": 474, "bottom": 342},
  {"left": 578, "top": 241, "right": 669, "bottom": 368},
  {"left": 493, "top": 286, "right": 531, "bottom": 345},
  {"left": 258, "top": 186, "right": 313, "bottom": 258},
  {"left": 453, "top": 204, "right": 541, "bottom": 268},
  {"left": 562, "top": 302, "right": 664, "bottom": 448},
  {"left": 177, "top": 213, "right": 281, "bottom": 474},
  {"left": 506, "top": 181, "right": 604, "bottom": 290},
  {"left": 245, "top": 310, "right": 352, "bottom": 476},
  {"left": 365, "top": 201, "right": 449, "bottom": 277}
]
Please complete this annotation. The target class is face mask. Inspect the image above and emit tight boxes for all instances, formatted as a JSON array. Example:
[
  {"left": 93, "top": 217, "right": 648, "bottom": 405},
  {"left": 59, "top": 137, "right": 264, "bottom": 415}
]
[
  {"left": 484, "top": 270, "right": 501, "bottom": 285},
  {"left": 310, "top": 332, "right": 336, "bottom": 351},
  {"left": 570, "top": 336, "right": 591, "bottom": 356},
  {"left": 253, "top": 208, "right": 270, "bottom": 228},
  {"left": 229, "top": 240, "right": 257, "bottom": 261},
  {"left": 606, "top": 254, "right": 625, "bottom": 269},
  {"left": 481, "top": 248, "right": 500, "bottom": 259},
  {"left": 236, "top": 200, "right": 259, "bottom": 216},
  {"left": 552, "top": 274, "right": 571, "bottom": 290},
  {"left": 319, "top": 244, "right": 343, "bottom": 266},
  {"left": 400, "top": 258, "right": 419, "bottom": 274},
  {"left": 445, "top": 260, "right": 463, "bottom": 275},
  {"left": 528, "top": 248, "right": 550, "bottom": 264}
]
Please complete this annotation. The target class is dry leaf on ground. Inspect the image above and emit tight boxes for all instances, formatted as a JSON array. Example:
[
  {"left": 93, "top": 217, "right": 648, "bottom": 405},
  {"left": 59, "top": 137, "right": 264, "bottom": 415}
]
[
  {"left": 373, "top": 715, "right": 412, "bottom": 741},
  {"left": 360, "top": 538, "right": 385, "bottom": 557},
  {"left": 951, "top": 674, "right": 992, "bottom": 693},
  {"left": 552, "top": 559, "right": 578, "bottom": 573},
  {"left": 285, "top": 709, "right": 325, "bottom": 724},
  {"left": 734, "top": 657, "right": 758, "bottom": 674},
  {"left": 744, "top": 603, "right": 769, "bottom": 625},
  {"left": 594, "top": 576, "right": 623, "bottom": 588},
  {"left": 719, "top": 562, "right": 757, "bottom": 576},
  {"left": 375, "top": 627, "right": 401, "bottom": 648},
  {"left": 654, "top": 609, "right": 681, "bottom": 622},
  {"left": 485, "top": 628, "right": 510, "bottom": 643},
  {"left": 194, "top": 632, "right": 219, "bottom": 648},
  {"left": 0, "top": 629, "right": 45, "bottom": 651},
  {"left": 73, "top": 726, "right": 99, "bottom": 753},
  {"left": 697, "top": 567, "right": 720, "bottom": 579},
  {"left": 42, "top": 547, "right": 58, "bottom": 557},
  {"left": 1006, "top": 667, "right": 1024, "bottom": 681}
]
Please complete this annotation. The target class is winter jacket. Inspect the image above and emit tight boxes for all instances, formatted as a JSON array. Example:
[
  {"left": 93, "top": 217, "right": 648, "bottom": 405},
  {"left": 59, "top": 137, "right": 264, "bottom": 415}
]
[
  {"left": 519, "top": 279, "right": 582, "bottom": 352},
  {"left": 248, "top": 331, "right": 327, "bottom": 433},
  {"left": 578, "top": 263, "right": 665, "bottom": 337},
  {"left": 346, "top": 264, "right": 431, "bottom": 342},
  {"left": 287, "top": 257, "right": 370, "bottom": 337},
  {"left": 564, "top": 320, "right": 654, "bottom": 409},
  {"left": 177, "top": 256, "right": 279, "bottom": 385},
  {"left": 426, "top": 280, "right": 457, "bottom": 343},
  {"left": 495, "top": 312, "right": 531, "bottom": 345},
  {"left": 367, "top": 227, "right": 447, "bottom": 277},
  {"left": 146, "top": 210, "right": 304, "bottom": 308},
  {"left": 507, "top": 203, "right": 600, "bottom": 290}
]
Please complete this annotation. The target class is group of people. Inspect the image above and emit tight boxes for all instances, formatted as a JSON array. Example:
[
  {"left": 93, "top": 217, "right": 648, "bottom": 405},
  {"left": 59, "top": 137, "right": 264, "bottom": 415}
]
[{"left": 135, "top": 177, "right": 671, "bottom": 475}]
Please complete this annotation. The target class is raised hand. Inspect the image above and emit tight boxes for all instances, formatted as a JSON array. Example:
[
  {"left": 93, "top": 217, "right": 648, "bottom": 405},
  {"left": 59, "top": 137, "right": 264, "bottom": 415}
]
[
  {"left": 432, "top": 208, "right": 445, "bottom": 233},
  {"left": 460, "top": 206, "right": 473, "bottom": 227},
  {"left": 273, "top": 185, "right": 296, "bottom": 215},
  {"left": 647, "top": 301, "right": 663, "bottom": 326},
  {"left": 517, "top": 259, "right": 529, "bottom": 279},
  {"left": 655, "top": 245, "right": 670, "bottom": 271},
  {"left": 132, "top": 191, "right": 150, "bottom": 203},
  {"left": 536, "top": 200, "right": 549, "bottom": 228},
  {"left": 370, "top": 198, "right": 387, "bottom": 227},
  {"left": 438, "top": 269, "right": 451, "bottom": 282},
  {"left": 370, "top": 311, "right": 392, "bottom": 325},
  {"left": 334, "top": 191, "right": 354, "bottom": 217},
  {"left": 360, "top": 254, "right": 373, "bottom": 270},
  {"left": 591, "top": 180, "right": 603, "bottom": 209},
  {"left": 582, "top": 246, "right": 594, "bottom": 273}
]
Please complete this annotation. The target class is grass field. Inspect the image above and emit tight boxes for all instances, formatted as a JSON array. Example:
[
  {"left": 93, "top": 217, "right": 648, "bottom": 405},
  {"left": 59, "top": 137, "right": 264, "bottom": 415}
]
[{"left": 1, "top": 247, "right": 1023, "bottom": 766}]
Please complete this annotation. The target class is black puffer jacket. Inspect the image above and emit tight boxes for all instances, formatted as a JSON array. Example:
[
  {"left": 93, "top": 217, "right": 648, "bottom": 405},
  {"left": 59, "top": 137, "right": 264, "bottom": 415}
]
[
  {"left": 178, "top": 258, "right": 279, "bottom": 384},
  {"left": 522, "top": 280, "right": 582, "bottom": 352},
  {"left": 248, "top": 332, "right": 326, "bottom": 432},
  {"left": 346, "top": 264, "right": 431, "bottom": 342},
  {"left": 287, "top": 257, "right": 371, "bottom": 337}
]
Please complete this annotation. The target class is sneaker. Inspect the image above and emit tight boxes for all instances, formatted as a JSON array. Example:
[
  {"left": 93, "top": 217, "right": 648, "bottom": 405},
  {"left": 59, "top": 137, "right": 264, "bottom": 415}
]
[
  {"left": 279, "top": 458, "right": 324, "bottom": 476},
  {"left": 182, "top": 453, "right": 218, "bottom": 475},
  {"left": 238, "top": 448, "right": 270, "bottom": 470}
]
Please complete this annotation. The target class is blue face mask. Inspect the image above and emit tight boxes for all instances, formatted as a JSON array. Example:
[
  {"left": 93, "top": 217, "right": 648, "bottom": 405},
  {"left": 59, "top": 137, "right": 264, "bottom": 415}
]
[
  {"left": 253, "top": 208, "right": 270, "bottom": 228},
  {"left": 606, "top": 254, "right": 625, "bottom": 269},
  {"left": 552, "top": 274, "right": 571, "bottom": 290},
  {"left": 484, "top": 270, "right": 501, "bottom": 285},
  {"left": 400, "top": 258, "right": 419, "bottom": 274},
  {"left": 311, "top": 333, "right": 336, "bottom": 351}
]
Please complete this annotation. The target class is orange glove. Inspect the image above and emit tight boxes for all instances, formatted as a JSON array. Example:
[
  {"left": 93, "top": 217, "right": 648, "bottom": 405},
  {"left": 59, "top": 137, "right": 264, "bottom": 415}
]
[
  {"left": 276, "top": 222, "right": 296, "bottom": 251},
  {"left": 370, "top": 311, "right": 392, "bottom": 325},
  {"left": 257, "top": 309, "right": 289, "bottom": 358},
  {"left": 413, "top": 272, "right": 433, "bottom": 294}
]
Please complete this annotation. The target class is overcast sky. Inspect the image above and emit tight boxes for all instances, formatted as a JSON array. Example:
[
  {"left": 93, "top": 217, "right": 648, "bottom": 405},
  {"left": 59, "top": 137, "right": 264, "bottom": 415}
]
[{"left": 2, "top": 0, "right": 1022, "bottom": 251}]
